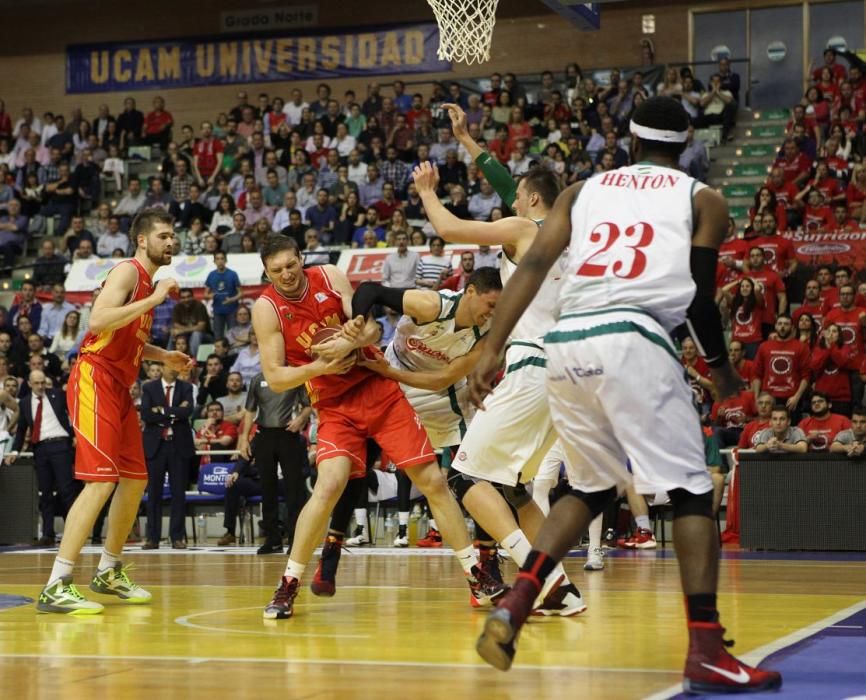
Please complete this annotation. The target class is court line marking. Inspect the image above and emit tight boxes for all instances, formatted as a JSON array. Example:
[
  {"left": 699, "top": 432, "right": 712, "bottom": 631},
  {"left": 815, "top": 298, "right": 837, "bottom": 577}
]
[
  {"left": 174, "top": 606, "right": 372, "bottom": 639},
  {"left": 642, "top": 599, "right": 866, "bottom": 700},
  {"left": 0, "top": 650, "right": 676, "bottom": 675}
]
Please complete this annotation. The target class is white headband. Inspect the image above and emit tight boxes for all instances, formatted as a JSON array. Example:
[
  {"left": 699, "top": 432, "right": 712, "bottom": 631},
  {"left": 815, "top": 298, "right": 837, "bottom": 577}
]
[{"left": 629, "top": 119, "right": 688, "bottom": 143}]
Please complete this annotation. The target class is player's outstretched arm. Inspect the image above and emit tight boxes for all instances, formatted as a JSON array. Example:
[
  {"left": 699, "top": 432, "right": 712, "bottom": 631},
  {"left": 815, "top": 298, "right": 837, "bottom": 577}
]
[
  {"left": 442, "top": 102, "right": 517, "bottom": 208},
  {"left": 413, "top": 161, "right": 527, "bottom": 247},
  {"left": 351, "top": 282, "right": 442, "bottom": 324},
  {"left": 468, "top": 182, "right": 580, "bottom": 408},
  {"left": 361, "top": 339, "right": 487, "bottom": 392},
  {"left": 87, "top": 263, "right": 178, "bottom": 335},
  {"left": 316, "top": 265, "right": 385, "bottom": 353},
  {"left": 142, "top": 344, "right": 195, "bottom": 371},
  {"left": 252, "top": 296, "right": 354, "bottom": 392}
]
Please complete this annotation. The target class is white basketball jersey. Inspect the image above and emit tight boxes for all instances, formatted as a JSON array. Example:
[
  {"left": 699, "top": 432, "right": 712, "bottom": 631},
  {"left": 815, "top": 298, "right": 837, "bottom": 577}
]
[
  {"left": 558, "top": 163, "right": 707, "bottom": 332},
  {"left": 501, "top": 223, "right": 566, "bottom": 342},
  {"left": 385, "top": 290, "right": 487, "bottom": 372}
]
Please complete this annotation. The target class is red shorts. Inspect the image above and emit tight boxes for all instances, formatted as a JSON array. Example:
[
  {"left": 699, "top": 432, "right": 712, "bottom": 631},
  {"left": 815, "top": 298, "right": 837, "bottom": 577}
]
[
  {"left": 67, "top": 358, "right": 147, "bottom": 482},
  {"left": 316, "top": 374, "right": 435, "bottom": 478}
]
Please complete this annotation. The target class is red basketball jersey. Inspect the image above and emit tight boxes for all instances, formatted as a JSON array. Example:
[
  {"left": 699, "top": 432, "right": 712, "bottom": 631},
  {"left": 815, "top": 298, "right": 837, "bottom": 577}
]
[
  {"left": 78, "top": 258, "right": 154, "bottom": 387},
  {"left": 260, "top": 266, "right": 370, "bottom": 406}
]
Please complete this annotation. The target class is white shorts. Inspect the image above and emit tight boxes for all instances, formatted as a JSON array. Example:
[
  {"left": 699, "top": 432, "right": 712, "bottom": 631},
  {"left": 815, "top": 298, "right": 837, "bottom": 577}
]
[
  {"left": 452, "top": 341, "right": 558, "bottom": 487},
  {"left": 535, "top": 442, "right": 565, "bottom": 482},
  {"left": 544, "top": 309, "right": 713, "bottom": 496},
  {"left": 401, "top": 380, "right": 473, "bottom": 450}
]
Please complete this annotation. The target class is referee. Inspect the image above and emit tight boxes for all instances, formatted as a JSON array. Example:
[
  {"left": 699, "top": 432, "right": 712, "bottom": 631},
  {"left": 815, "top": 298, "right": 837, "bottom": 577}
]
[{"left": 236, "top": 371, "right": 311, "bottom": 555}]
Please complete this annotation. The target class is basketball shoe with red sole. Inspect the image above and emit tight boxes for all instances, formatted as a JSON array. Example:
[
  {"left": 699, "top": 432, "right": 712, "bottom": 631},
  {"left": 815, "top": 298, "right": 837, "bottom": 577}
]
[
  {"left": 470, "top": 547, "right": 507, "bottom": 608},
  {"left": 310, "top": 535, "right": 342, "bottom": 597},
  {"left": 617, "top": 527, "right": 657, "bottom": 549},
  {"left": 416, "top": 528, "right": 443, "bottom": 548},
  {"left": 683, "top": 622, "right": 782, "bottom": 694}
]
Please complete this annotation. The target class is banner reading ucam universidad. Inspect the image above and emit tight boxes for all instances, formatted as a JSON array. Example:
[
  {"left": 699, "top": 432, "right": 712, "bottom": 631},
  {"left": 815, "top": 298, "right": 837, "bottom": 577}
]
[{"left": 66, "top": 24, "right": 449, "bottom": 94}]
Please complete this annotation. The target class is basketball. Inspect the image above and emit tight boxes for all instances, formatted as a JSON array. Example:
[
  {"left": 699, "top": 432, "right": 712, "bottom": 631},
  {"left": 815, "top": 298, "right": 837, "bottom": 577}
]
[{"left": 310, "top": 326, "right": 341, "bottom": 358}]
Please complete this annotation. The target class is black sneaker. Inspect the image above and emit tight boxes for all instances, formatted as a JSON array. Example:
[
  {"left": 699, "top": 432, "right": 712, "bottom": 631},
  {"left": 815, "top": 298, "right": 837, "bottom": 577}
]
[
  {"left": 263, "top": 576, "right": 299, "bottom": 619},
  {"left": 310, "top": 535, "right": 343, "bottom": 597},
  {"left": 257, "top": 541, "right": 284, "bottom": 555}
]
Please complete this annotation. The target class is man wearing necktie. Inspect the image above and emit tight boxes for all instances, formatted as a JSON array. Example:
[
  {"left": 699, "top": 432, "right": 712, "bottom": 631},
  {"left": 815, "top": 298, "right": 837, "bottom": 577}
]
[
  {"left": 141, "top": 366, "right": 195, "bottom": 549},
  {"left": 6, "top": 370, "right": 77, "bottom": 546}
]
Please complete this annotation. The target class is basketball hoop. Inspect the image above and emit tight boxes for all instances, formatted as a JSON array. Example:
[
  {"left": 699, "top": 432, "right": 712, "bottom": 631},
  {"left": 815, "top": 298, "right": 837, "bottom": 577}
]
[{"left": 427, "top": 0, "right": 499, "bottom": 65}]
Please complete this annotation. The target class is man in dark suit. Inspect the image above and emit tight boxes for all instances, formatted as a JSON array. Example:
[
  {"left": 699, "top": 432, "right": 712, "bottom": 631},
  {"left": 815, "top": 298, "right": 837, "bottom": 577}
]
[
  {"left": 141, "top": 366, "right": 195, "bottom": 549},
  {"left": 5, "top": 369, "right": 77, "bottom": 546}
]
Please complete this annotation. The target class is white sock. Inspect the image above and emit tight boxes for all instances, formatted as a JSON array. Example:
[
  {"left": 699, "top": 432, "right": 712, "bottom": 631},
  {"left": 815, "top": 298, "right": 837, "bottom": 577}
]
[
  {"left": 455, "top": 545, "right": 478, "bottom": 575},
  {"left": 398, "top": 512, "right": 409, "bottom": 526},
  {"left": 98, "top": 549, "right": 121, "bottom": 571},
  {"left": 531, "top": 478, "right": 556, "bottom": 516},
  {"left": 635, "top": 515, "right": 651, "bottom": 532},
  {"left": 588, "top": 515, "right": 603, "bottom": 550},
  {"left": 501, "top": 529, "right": 532, "bottom": 567},
  {"left": 428, "top": 518, "right": 437, "bottom": 531},
  {"left": 354, "top": 508, "right": 369, "bottom": 531},
  {"left": 284, "top": 559, "right": 306, "bottom": 581},
  {"left": 48, "top": 557, "right": 75, "bottom": 585}
]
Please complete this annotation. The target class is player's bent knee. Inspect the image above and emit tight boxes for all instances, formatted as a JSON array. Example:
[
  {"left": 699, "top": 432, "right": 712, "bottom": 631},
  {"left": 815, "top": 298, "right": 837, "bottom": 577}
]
[
  {"left": 450, "top": 473, "right": 477, "bottom": 504},
  {"left": 668, "top": 488, "right": 714, "bottom": 520},
  {"left": 564, "top": 486, "right": 617, "bottom": 518},
  {"left": 501, "top": 483, "right": 532, "bottom": 510}
]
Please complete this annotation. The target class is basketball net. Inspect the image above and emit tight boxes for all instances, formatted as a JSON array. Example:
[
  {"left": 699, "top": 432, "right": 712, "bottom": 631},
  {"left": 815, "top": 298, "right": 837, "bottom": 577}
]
[{"left": 427, "top": 0, "right": 499, "bottom": 65}]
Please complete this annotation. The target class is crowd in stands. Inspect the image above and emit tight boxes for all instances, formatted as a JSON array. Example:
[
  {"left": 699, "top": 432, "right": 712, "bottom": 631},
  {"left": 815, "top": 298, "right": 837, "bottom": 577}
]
[{"left": 702, "top": 48, "right": 866, "bottom": 458}]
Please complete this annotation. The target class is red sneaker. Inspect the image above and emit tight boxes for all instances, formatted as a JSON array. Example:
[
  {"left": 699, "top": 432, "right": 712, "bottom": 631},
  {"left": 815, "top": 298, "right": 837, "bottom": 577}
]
[
  {"left": 616, "top": 528, "right": 657, "bottom": 549},
  {"left": 310, "top": 535, "right": 342, "bottom": 597},
  {"left": 470, "top": 547, "right": 507, "bottom": 608},
  {"left": 683, "top": 622, "right": 782, "bottom": 694},
  {"left": 416, "top": 528, "right": 443, "bottom": 548},
  {"left": 263, "top": 576, "right": 299, "bottom": 619}
]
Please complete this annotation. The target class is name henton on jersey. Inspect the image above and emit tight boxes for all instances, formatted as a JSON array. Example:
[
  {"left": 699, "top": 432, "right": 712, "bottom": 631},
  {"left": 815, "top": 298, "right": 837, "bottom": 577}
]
[{"left": 597, "top": 171, "right": 682, "bottom": 190}]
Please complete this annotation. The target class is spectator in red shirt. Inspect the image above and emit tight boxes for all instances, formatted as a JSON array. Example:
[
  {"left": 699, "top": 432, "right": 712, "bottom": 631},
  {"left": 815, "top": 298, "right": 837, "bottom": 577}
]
[
  {"left": 752, "top": 314, "right": 811, "bottom": 415},
  {"left": 439, "top": 251, "right": 476, "bottom": 291},
  {"left": 798, "top": 391, "right": 851, "bottom": 451},
  {"left": 812, "top": 48, "right": 847, "bottom": 83},
  {"left": 681, "top": 336, "right": 713, "bottom": 416},
  {"left": 805, "top": 161, "right": 845, "bottom": 205},
  {"left": 752, "top": 212, "right": 797, "bottom": 278},
  {"left": 743, "top": 246, "right": 787, "bottom": 336},
  {"left": 824, "top": 267, "right": 866, "bottom": 309},
  {"left": 720, "top": 277, "right": 765, "bottom": 358},
  {"left": 406, "top": 94, "right": 431, "bottom": 130},
  {"left": 488, "top": 125, "right": 511, "bottom": 164},
  {"left": 193, "top": 120, "right": 224, "bottom": 186},
  {"left": 729, "top": 340, "right": 757, "bottom": 387},
  {"left": 793, "top": 279, "right": 830, "bottom": 331},
  {"left": 711, "top": 387, "right": 757, "bottom": 448},
  {"left": 774, "top": 139, "right": 812, "bottom": 188},
  {"left": 766, "top": 166, "right": 800, "bottom": 227},
  {"left": 142, "top": 95, "right": 174, "bottom": 150},
  {"left": 845, "top": 164, "right": 866, "bottom": 219},
  {"left": 795, "top": 312, "right": 819, "bottom": 349},
  {"left": 738, "top": 392, "right": 775, "bottom": 448},
  {"left": 816, "top": 265, "right": 835, "bottom": 304},
  {"left": 811, "top": 323, "right": 854, "bottom": 416},
  {"left": 823, "top": 284, "right": 866, "bottom": 370},
  {"left": 195, "top": 401, "right": 239, "bottom": 464},
  {"left": 749, "top": 187, "right": 787, "bottom": 230},
  {"left": 831, "top": 202, "right": 860, "bottom": 231},
  {"left": 798, "top": 188, "right": 834, "bottom": 231},
  {"left": 482, "top": 72, "right": 502, "bottom": 106}
]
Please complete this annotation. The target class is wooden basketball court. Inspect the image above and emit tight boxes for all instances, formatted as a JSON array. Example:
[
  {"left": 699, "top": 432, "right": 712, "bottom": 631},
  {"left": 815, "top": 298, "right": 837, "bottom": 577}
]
[{"left": 0, "top": 546, "right": 864, "bottom": 699}]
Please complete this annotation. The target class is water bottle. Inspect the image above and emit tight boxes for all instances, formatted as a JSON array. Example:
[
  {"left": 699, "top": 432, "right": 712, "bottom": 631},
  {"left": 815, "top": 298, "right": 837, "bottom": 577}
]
[
  {"left": 465, "top": 517, "right": 476, "bottom": 540},
  {"left": 384, "top": 514, "right": 394, "bottom": 534},
  {"left": 196, "top": 514, "right": 207, "bottom": 543}
]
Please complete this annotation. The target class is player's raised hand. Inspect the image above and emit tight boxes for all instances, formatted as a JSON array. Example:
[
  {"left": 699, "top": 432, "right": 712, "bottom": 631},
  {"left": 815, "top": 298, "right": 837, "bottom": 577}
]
[
  {"left": 154, "top": 277, "right": 180, "bottom": 302},
  {"left": 340, "top": 315, "right": 366, "bottom": 341},
  {"left": 442, "top": 102, "right": 468, "bottom": 140},
  {"left": 412, "top": 161, "right": 439, "bottom": 194},
  {"left": 358, "top": 354, "right": 394, "bottom": 378},
  {"left": 468, "top": 350, "right": 500, "bottom": 409},
  {"left": 164, "top": 350, "right": 196, "bottom": 371}
]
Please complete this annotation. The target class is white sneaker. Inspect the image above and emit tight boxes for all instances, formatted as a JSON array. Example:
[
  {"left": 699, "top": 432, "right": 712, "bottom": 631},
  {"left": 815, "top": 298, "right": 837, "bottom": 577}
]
[
  {"left": 584, "top": 547, "right": 605, "bottom": 571},
  {"left": 346, "top": 525, "right": 370, "bottom": 546},
  {"left": 393, "top": 526, "right": 408, "bottom": 547},
  {"left": 37, "top": 576, "right": 104, "bottom": 615}
]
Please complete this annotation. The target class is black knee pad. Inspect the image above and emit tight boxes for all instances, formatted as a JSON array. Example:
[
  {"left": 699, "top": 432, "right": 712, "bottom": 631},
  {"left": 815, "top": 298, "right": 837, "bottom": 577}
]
[
  {"left": 501, "top": 483, "right": 532, "bottom": 510},
  {"left": 668, "top": 488, "right": 714, "bottom": 520},
  {"left": 449, "top": 472, "right": 477, "bottom": 504},
  {"left": 564, "top": 486, "right": 617, "bottom": 518}
]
